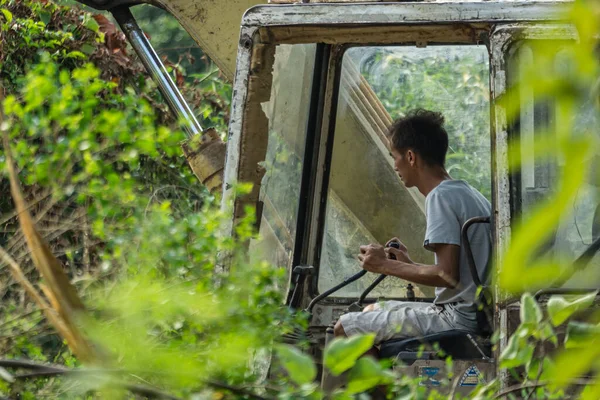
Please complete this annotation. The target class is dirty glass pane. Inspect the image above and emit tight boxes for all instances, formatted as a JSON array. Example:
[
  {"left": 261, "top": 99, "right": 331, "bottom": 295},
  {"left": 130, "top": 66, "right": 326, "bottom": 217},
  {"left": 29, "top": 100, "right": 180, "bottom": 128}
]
[
  {"left": 249, "top": 44, "right": 316, "bottom": 277},
  {"left": 318, "top": 45, "right": 490, "bottom": 298},
  {"left": 508, "top": 42, "right": 600, "bottom": 288}
]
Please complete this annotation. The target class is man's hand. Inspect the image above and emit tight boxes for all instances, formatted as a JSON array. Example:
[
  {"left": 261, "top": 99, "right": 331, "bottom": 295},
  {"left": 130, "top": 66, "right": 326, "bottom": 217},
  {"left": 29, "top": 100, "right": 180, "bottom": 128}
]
[{"left": 358, "top": 244, "right": 388, "bottom": 273}]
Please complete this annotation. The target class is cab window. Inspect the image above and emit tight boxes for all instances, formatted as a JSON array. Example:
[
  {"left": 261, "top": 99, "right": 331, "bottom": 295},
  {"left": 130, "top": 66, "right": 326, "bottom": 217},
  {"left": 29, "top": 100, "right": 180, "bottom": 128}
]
[
  {"left": 508, "top": 41, "right": 600, "bottom": 287},
  {"left": 318, "top": 45, "right": 491, "bottom": 298},
  {"left": 248, "top": 44, "right": 317, "bottom": 277}
]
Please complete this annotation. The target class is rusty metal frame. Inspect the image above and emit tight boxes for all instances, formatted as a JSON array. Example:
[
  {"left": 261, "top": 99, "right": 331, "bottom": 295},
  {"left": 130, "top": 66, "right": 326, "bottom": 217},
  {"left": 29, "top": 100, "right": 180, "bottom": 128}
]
[
  {"left": 243, "top": 1, "right": 569, "bottom": 27},
  {"left": 305, "top": 44, "right": 345, "bottom": 301},
  {"left": 220, "top": 26, "right": 259, "bottom": 265}
]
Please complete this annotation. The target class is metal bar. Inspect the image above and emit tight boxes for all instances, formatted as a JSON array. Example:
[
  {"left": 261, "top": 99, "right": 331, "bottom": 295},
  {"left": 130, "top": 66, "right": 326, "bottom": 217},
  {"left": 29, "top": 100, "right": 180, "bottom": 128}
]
[
  {"left": 288, "top": 44, "right": 329, "bottom": 308},
  {"left": 309, "top": 45, "right": 345, "bottom": 298},
  {"left": 111, "top": 6, "right": 203, "bottom": 138},
  {"left": 534, "top": 288, "right": 598, "bottom": 301}
]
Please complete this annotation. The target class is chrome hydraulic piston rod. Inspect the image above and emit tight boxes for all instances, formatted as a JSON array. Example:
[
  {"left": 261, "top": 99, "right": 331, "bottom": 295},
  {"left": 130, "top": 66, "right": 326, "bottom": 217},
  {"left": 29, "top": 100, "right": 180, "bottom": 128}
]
[{"left": 112, "top": 6, "right": 203, "bottom": 138}]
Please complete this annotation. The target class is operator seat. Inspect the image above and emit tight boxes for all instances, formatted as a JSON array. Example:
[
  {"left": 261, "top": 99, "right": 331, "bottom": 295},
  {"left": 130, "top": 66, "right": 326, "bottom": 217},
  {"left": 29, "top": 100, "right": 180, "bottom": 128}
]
[
  {"left": 379, "top": 329, "right": 492, "bottom": 361},
  {"left": 378, "top": 216, "right": 493, "bottom": 364}
]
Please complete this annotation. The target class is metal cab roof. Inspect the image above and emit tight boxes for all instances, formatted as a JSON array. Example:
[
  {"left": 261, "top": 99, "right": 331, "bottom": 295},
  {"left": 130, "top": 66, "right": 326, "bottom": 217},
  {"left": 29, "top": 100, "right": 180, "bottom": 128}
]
[{"left": 243, "top": 1, "right": 572, "bottom": 28}]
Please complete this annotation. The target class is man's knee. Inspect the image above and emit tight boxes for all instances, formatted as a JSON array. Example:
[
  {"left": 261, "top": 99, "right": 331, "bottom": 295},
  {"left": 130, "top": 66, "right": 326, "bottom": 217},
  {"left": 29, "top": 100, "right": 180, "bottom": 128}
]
[
  {"left": 334, "top": 319, "right": 346, "bottom": 337},
  {"left": 363, "top": 303, "right": 376, "bottom": 312}
]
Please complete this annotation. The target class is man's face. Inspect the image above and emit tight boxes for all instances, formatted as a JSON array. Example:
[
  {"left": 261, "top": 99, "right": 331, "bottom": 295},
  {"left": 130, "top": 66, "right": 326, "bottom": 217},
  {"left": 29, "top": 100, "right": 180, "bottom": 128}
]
[{"left": 390, "top": 147, "right": 416, "bottom": 187}]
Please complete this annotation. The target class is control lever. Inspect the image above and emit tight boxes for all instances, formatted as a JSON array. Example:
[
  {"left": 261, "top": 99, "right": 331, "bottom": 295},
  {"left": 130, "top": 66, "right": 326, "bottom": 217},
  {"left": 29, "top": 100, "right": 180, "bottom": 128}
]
[
  {"left": 347, "top": 241, "right": 401, "bottom": 312},
  {"left": 388, "top": 241, "right": 401, "bottom": 260},
  {"left": 305, "top": 270, "right": 367, "bottom": 315}
]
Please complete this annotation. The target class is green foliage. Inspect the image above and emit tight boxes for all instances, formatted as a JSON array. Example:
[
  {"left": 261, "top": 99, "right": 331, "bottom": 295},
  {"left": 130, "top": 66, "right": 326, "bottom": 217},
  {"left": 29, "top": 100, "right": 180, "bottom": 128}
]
[
  {"left": 2, "top": 58, "right": 188, "bottom": 240},
  {"left": 520, "top": 293, "right": 544, "bottom": 328},
  {"left": 547, "top": 292, "right": 598, "bottom": 327},
  {"left": 275, "top": 345, "right": 317, "bottom": 385},
  {"left": 324, "top": 334, "right": 375, "bottom": 376},
  {"left": 0, "top": 0, "right": 102, "bottom": 88},
  {"left": 497, "top": 1, "right": 600, "bottom": 296},
  {"left": 494, "top": 2, "right": 600, "bottom": 394},
  {"left": 0, "top": 55, "right": 297, "bottom": 397},
  {"left": 0, "top": 0, "right": 221, "bottom": 397},
  {"left": 274, "top": 334, "right": 415, "bottom": 399},
  {"left": 345, "top": 357, "right": 394, "bottom": 395},
  {"left": 81, "top": 206, "right": 298, "bottom": 394}
]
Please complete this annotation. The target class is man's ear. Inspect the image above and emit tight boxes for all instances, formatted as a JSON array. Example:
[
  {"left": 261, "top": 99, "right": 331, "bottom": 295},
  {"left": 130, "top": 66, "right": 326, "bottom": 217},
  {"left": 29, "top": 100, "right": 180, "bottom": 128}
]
[{"left": 407, "top": 149, "right": 416, "bottom": 166}]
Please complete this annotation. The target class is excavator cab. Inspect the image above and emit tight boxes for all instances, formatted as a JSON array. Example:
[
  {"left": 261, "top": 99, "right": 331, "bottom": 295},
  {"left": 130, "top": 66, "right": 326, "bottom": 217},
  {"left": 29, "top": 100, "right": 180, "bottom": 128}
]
[
  {"left": 74, "top": 0, "right": 599, "bottom": 393},
  {"left": 218, "top": 1, "right": 574, "bottom": 391}
]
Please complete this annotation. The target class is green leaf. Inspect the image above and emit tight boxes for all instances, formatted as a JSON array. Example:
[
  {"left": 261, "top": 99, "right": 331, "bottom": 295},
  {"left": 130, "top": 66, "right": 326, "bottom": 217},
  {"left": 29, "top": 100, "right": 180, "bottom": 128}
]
[
  {"left": 547, "top": 291, "right": 597, "bottom": 326},
  {"left": 499, "top": 330, "right": 534, "bottom": 369},
  {"left": 1, "top": 8, "right": 12, "bottom": 24},
  {"left": 38, "top": 10, "right": 51, "bottom": 25},
  {"left": 0, "top": 367, "right": 14, "bottom": 383},
  {"left": 324, "top": 334, "right": 375, "bottom": 376},
  {"left": 564, "top": 321, "right": 600, "bottom": 349},
  {"left": 520, "top": 293, "right": 543, "bottom": 326},
  {"left": 580, "top": 381, "right": 600, "bottom": 400},
  {"left": 66, "top": 51, "right": 86, "bottom": 60},
  {"left": 331, "top": 392, "right": 354, "bottom": 400},
  {"left": 547, "top": 345, "right": 600, "bottom": 389},
  {"left": 83, "top": 16, "right": 99, "bottom": 33},
  {"left": 526, "top": 357, "right": 554, "bottom": 381},
  {"left": 346, "top": 357, "right": 394, "bottom": 394},
  {"left": 275, "top": 345, "right": 316, "bottom": 385},
  {"left": 533, "top": 322, "right": 557, "bottom": 346},
  {"left": 81, "top": 43, "right": 96, "bottom": 55}
]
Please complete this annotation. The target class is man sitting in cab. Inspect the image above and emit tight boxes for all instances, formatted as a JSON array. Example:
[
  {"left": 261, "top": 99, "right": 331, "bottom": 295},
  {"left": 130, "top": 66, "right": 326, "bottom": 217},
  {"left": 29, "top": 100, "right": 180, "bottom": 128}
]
[{"left": 334, "top": 109, "right": 492, "bottom": 346}]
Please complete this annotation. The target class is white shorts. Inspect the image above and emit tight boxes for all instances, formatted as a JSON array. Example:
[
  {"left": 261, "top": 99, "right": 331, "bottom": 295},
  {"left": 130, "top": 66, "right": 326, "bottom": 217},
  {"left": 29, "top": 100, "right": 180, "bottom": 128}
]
[{"left": 339, "top": 301, "right": 464, "bottom": 344}]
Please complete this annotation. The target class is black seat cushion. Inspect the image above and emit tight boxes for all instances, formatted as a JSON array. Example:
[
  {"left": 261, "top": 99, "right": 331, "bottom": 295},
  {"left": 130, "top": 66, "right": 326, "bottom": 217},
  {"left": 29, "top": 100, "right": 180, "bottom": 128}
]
[{"left": 379, "top": 330, "right": 491, "bottom": 360}]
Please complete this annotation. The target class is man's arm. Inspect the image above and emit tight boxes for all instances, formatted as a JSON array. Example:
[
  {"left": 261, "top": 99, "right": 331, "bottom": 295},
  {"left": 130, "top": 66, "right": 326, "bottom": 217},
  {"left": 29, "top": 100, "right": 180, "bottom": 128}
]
[{"left": 358, "top": 243, "right": 460, "bottom": 288}]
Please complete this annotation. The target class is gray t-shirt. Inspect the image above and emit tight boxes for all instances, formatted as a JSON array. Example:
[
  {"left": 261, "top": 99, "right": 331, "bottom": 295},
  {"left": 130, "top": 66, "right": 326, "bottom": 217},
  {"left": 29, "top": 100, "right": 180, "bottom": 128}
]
[{"left": 424, "top": 180, "right": 492, "bottom": 330}]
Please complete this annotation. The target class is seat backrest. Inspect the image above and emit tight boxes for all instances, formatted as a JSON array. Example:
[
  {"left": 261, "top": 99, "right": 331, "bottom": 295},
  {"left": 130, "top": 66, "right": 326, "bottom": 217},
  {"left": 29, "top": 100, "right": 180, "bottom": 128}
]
[{"left": 461, "top": 216, "right": 494, "bottom": 336}]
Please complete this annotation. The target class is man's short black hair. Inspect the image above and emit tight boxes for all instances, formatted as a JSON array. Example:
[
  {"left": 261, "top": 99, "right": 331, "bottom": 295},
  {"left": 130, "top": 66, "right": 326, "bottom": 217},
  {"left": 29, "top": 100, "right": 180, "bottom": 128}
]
[{"left": 387, "top": 109, "right": 449, "bottom": 167}]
